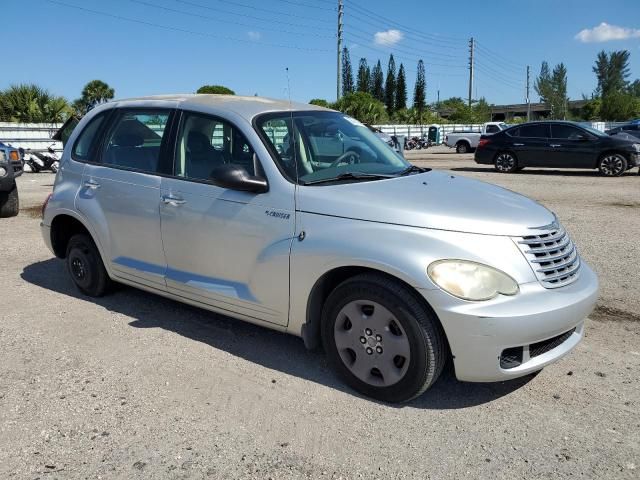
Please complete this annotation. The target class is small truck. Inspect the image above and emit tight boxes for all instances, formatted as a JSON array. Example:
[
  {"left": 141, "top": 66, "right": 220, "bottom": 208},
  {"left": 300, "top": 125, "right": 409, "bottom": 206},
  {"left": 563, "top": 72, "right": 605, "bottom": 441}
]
[
  {"left": 444, "top": 122, "right": 509, "bottom": 153},
  {"left": 0, "top": 142, "right": 23, "bottom": 217}
]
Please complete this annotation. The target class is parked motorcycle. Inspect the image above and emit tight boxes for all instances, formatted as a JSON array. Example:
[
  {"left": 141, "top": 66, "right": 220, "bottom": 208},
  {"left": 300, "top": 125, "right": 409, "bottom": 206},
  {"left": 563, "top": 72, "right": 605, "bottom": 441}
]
[{"left": 21, "top": 145, "right": 59, "bottom": 173}]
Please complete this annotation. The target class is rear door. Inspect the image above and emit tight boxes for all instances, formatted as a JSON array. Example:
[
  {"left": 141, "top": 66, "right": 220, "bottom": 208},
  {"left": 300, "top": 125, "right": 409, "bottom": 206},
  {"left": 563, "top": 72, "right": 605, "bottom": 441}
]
[
  {"left": 76, "top": 108, "right": 175, "bottom": 290},
  {"left": 549, "top": 124, "right": 597, "bottom": 168},
  {"left": 509, "top": 124, "right": 551, "bottom": 166}
]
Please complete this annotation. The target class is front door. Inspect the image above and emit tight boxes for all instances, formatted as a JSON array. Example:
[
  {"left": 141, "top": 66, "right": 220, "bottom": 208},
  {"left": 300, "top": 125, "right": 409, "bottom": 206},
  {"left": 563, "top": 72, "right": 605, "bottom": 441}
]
[
  {"left": 159, "top": 111, "right": 294, "bottom": 326},
  {"left": 549, "top": 124, "right": 598, "bottom": 168},
  {"left": 76, "top": 109, "right": 174, "bottom": 289}
]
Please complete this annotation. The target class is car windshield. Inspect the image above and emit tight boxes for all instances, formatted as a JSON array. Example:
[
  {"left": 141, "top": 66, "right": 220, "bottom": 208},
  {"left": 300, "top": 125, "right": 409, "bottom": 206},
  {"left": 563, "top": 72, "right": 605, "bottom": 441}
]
[{"left": 256, "top": 111, "right": 412, "bottom": 185}]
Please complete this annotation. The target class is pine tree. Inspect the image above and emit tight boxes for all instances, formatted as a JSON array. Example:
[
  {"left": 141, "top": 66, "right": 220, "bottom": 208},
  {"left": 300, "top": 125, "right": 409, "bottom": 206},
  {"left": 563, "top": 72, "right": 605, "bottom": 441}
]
[
  {"left": 395, "top": 63, "right": 407, "bottom": 111},
  {"left": 384, "top": 55, "right": 396, "bottom": 114},
  {"left": 593, "top": 50, "right": 631, "bottom": 97},
  {"left": 370, "top": 60, "right": 385, "bottom": 102},
  {"left": 550, "top": 63, "right": 568, "bottom": 119},
  {"left": 341, "top": 47, "right": 354, "bottom": 96},
  {"left": 535, "top": 61, "right": 552, "bottom": 102},
  {"left": 413, "top": 60, "right": 426, "bottom": 112},
  {"left": 356, "top": 58, "right": 370, "bottom": 93}
]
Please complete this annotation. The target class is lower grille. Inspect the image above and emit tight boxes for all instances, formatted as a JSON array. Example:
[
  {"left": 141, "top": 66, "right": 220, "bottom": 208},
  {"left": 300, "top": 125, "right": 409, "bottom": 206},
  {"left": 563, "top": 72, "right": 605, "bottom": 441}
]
[
  {"left": 530, "top": 328, "right": 576, "bottom": 359},
  {"left": 500, "top": 327, "right": 577, "bottom": 370},
  {"left": 515, "top": 224, "right": 581, "bottom": 288}
]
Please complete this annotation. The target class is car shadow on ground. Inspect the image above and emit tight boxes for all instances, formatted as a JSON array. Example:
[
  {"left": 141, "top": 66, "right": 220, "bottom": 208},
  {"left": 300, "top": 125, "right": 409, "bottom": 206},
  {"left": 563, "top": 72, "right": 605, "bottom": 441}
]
[
  {"left": 22, "top": 258, "right": 534, "bottom": 410},
  {"left": 451, "top": 166, "right": 640, "bottom": 177}
]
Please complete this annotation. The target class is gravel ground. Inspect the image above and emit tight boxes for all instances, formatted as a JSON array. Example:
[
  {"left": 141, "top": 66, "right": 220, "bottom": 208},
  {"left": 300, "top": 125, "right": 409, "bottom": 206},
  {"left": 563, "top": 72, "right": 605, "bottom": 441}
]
[{"left": 1, "top": 158, "right": 638, "bottom": 479}]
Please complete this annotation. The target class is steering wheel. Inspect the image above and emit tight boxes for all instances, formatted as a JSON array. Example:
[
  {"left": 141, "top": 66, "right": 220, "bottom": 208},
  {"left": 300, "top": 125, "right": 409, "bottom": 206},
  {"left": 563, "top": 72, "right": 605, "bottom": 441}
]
[{"left": 330, "top": 150, "right": 361, "bottom": 168}]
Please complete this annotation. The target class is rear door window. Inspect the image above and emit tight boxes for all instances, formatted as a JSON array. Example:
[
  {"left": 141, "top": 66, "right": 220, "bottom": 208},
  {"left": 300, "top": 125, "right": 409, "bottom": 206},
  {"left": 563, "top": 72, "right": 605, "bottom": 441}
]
[
  {"left": 485, "top": 124, "right": 500, "bottom": 134},
  {"left": 101, "top": 110, "right": 171, "bottom": 174},
  {"left": 519, "top": 124, "right": 550, "bottom": 138}
]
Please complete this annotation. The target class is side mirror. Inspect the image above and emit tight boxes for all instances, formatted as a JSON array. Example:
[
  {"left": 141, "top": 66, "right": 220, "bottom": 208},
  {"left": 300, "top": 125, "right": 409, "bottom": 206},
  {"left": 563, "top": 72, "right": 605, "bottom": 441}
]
[{"left": 209, "top": 163, "right": 268, "bottom": 193}]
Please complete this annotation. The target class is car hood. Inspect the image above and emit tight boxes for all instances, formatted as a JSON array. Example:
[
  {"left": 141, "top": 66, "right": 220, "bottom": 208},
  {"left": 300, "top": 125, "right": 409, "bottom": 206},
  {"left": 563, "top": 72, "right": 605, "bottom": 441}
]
[{"left": 297, "top": 170, "right": 556, "bottom": 236}]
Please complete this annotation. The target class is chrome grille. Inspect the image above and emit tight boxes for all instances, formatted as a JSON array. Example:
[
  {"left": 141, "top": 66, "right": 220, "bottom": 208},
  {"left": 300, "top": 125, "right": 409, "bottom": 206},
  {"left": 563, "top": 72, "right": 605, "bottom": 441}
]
[{"left": 516, "top": 225, "right": 580, "bottom": 288}]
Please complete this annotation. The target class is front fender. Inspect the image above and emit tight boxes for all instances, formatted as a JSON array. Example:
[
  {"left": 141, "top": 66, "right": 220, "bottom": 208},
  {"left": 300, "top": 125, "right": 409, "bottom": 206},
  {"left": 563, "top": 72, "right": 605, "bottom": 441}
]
[{"left": 287, "top": 212, "right": 536, "bottom": 337}]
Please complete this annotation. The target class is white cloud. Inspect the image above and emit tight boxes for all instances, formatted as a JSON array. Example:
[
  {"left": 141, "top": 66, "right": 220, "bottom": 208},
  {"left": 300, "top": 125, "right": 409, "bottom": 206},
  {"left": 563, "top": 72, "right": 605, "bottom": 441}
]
[
  {"left": 575, "top": 22, "right": 640, "bottom": 43},
  {"left": 247, "top": 31, "right": 261, "bottom": 41},
  {"left": 373, "top": 29, "right": 403, "bottom": 46}
]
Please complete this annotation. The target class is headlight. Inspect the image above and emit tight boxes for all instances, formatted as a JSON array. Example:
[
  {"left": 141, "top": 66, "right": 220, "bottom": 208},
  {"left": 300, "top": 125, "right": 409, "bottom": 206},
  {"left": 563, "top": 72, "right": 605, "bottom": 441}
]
[
  {"left": 0, "top": 167, "right": 6, "bottom": 177},
  {"left": 427, "top": 260, "right": 519, "bottom": 301},
  {"left": 632, "top": 143, "right": 640, "bottom": 152}
]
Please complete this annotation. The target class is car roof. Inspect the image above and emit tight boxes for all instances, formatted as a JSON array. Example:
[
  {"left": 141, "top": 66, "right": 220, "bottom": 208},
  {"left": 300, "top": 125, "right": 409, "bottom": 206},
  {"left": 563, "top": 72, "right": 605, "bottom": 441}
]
[{"left": 110, "top": 94, "right": 331, "bottom": 121}]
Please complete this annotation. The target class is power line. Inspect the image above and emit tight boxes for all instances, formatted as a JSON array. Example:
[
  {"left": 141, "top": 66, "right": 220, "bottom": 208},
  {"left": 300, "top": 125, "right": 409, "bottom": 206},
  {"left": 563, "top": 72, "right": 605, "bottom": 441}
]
[
  {"left": 45, "top": 0, "right": 332, "bottom": 53},
  {"left": 344, "top": 29, "right": 466, "bottom": 63},
  {"left": 175, "top": 0, "right": 334, "bottom": 24},
  {"left": 343, "top": 37, "right": 467, "bottom": 70},
  {"left": 474, "top": 64, "right": 523, "bottom": 91},
  {"left": 347, "top": 1, "right": 466, "bottom": 46},
  {"left": 271, "top": 0, "right": 335, "bottom": 12},
  {"left": 474, "top": 40, "right": 524, "bottom": 69},
  {"left": 129, "top": 0, "right": 333, "bottom": 38},
  {"left": 175, "top": 0, "right": 335, "bottom": 31},
  {"left": 474, "top": 44, "right": 524, "bottom": 75},
  {"left": 474, "top": 60, "right": 522, "bottom": 85}
]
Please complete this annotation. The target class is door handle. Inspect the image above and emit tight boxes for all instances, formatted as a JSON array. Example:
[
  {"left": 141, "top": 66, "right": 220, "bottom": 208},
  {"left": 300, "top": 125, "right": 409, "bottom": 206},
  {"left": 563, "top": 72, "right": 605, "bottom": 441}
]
[
  {"left": 83, "top": 179, "right": 101, "bottom": 189},
  {"left": 161, "top": 194, "right": 186, "bottom": 206},
  {"left": 549, "top": 144, "right": 561, "bottom": 148},
  {"left": 513, "top": 143, "right": 525, "bottom": 146}
]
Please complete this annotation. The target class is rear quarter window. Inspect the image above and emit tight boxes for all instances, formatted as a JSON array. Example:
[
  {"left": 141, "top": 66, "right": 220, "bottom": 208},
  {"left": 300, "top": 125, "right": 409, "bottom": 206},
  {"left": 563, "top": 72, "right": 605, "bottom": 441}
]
[{"left": 72, "top": 112, "right": 109, "bottom": 161}]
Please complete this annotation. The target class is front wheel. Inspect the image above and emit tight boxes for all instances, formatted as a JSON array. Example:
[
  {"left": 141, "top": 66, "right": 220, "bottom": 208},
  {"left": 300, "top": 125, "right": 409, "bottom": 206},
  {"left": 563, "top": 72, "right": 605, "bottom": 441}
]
[
  {"left": 321, "top": 273, "right": 446, "bottom": 402},
  {"left": 494, "top": 152, "right": 518, "bottom": 173},
  {"left": 598, "top": 153, "right": 627, "bottom": 177}
]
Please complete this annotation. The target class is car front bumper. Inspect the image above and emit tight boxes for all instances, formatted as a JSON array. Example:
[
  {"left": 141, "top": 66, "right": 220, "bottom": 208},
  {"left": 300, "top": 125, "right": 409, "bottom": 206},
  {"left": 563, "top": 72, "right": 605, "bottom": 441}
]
[
  {"left": 421, "top": 261, "right": 598, "bottom": 382},
  {"left": 629, "top": 152, "right": 640, "bottom": 167}
]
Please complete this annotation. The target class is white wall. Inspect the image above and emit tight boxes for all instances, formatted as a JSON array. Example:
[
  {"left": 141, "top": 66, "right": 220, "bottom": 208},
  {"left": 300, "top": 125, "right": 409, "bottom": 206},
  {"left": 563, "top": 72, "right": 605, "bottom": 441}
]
[{"left": 0, "top": 122, "right": 63, "bottom": 152}]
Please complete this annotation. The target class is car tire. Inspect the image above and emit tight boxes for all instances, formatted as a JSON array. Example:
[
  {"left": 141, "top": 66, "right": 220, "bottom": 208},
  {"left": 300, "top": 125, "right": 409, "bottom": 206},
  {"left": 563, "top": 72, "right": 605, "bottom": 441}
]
[
  {"left": 0, "top": 184, "right": 20, "bottom": 218},
  {"left": 321, "top": 273, "right": 446, "bottom": 403},
  {"left": 66, "top": 234, "right": 111, "bottom": 297},
  {"left": 456, "top": 142, "right": 469, "bottom": 154},
  {"left": 494, "top": 151, "right": 518, "bottom": 173},
  {"left": 598, "top": 153, "right": 627, "bottom": 177}
]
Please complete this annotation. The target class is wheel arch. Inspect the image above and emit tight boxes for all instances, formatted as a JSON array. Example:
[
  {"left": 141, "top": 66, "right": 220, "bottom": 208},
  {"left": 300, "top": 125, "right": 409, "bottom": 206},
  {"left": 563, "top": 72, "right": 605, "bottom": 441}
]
[
  {"left": 50, "top": 213, "right": 93, "bottom": 258},
  {"left": 301, "top": 266, "right": 449, "bottom": 354}
]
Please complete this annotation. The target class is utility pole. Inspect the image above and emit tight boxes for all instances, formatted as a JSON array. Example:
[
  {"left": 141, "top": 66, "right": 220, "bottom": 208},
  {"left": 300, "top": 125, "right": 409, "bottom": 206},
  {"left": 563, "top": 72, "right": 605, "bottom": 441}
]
[
  {"left": 468, "top": 37, "right": 474, "bottom": 107},
  {"left": 526, "top": 65, "right": 531, "bottom": 121},
  {"left": 337, "top": 0, "right": 343, "bottom": 101}
]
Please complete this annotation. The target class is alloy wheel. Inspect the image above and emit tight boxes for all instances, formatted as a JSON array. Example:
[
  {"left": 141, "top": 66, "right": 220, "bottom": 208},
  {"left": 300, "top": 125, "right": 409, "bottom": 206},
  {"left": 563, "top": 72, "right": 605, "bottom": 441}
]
[
  {"left": 495, "top": 153, "right": 516, "bottom": 172},
  {"left": 599, "top": 154, "right": 625, "bottom": 176}
]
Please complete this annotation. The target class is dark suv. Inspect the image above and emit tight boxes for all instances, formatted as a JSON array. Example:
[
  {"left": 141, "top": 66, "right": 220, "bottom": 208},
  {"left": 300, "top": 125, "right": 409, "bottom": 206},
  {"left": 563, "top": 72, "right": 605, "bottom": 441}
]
[
  {"left": 474, "top": 121, "right": 640, "bottom": 176},
  {"left": 0, "top": 142, "right": 22, "bottom": 217}
]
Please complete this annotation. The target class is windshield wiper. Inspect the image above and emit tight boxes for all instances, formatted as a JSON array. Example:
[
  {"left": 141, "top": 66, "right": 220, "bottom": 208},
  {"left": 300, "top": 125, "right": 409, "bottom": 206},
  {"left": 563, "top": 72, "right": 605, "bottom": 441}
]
[
  {"left": 397, "top": 165, "right": 430, "bottom": 176},
  {"left": 302, "top": 172, "right": 396, "bottom": 185}
]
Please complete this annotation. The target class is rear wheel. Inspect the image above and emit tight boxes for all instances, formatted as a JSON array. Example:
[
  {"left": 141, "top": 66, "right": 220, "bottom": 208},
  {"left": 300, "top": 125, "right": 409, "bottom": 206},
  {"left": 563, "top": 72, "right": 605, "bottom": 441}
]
[
  {"left": 0, "top": 184, "right": 19, "bottom": 218},
  {"left": 598, "top": 153, "right": 627, "bottom": 177},
  {"left": 66, "top": 234, "right": 111, "bottom": 297},
  {"left": 456, "top": 142, "right": 469, "bottom": 154},
  {"left": 494, "top": 151, "right": 518, "bottom": 173},
  {"left": 321, "top": 273, "right": 446, "bottom": 402}
]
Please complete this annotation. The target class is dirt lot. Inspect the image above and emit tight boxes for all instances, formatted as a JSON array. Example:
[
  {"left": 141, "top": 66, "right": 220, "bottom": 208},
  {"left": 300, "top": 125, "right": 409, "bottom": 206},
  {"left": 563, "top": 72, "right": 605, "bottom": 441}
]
[{"left": 1, "top": 153, "right": 638, "bottom": 479}]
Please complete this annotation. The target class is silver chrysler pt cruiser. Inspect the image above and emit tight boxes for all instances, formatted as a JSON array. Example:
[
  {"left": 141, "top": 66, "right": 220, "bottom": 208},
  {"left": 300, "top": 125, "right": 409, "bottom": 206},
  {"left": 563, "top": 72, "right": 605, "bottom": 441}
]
[{"left": 41, "top": 95, "right": 599, "bottom": 402}]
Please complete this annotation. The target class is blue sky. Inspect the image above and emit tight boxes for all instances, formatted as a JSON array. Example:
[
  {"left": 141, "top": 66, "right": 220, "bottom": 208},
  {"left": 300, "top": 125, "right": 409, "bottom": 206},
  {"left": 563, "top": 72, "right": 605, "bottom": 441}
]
[{"left": 3, "top": 0, "right": 640, "bottom": 106}]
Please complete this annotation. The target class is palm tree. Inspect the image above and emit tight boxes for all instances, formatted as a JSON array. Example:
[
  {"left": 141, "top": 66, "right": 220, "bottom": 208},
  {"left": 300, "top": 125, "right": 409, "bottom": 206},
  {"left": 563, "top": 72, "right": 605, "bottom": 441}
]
[
  {"left": 0, "top": 84, "right": 70, "bottom": 123},
  {"left": 74, "top": 80, "right": 115, "bottom": 115}
]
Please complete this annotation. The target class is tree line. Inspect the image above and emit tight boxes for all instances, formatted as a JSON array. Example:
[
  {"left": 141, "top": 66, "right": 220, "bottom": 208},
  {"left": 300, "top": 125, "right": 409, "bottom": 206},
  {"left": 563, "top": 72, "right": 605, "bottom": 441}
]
[
  {"left": 0, "top": 82, "right": 236, "bottom": 124},
  {"left": 535, "top": 49, "right": 639, "bottom": 121}
]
